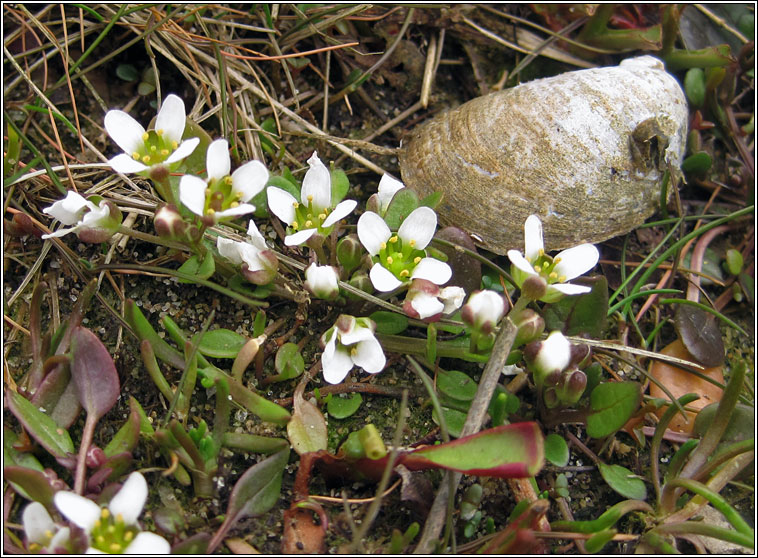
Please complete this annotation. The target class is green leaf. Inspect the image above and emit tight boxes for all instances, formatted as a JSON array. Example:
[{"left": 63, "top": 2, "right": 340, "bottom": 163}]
[
  {"left": 4, "top": 428, "right": 47, "bottom": 501},
  {"left": 419, "top": 190, "right": 442, "bottom": 209},
  {"left": 177, "top": 253, "right": 215, "bottom": 283},
  {"left": 116, "top": 63, "right": 139, "bottom": 82},
  {"left": 369, "top": 311, "right": 409, "bottom": 335},
  {"left": 274, "top": 343, "right": 305, "bottom": 380},
  {"left": 6, "top": 390, "right": 74, "bottom": 458},
  {"left": 544, "top": 275, "right": 608, "bottom": 337},
  {"left": 287, "top": 390, "right": 327, "bottom": 455},
  {"left": 585, "top": 528, "right": 617, "bottom": 554},
  {"left": 194, "top": 328, "right": 247, "bottom": 359},
  {"left": 199, "top": 366, "right": 291, "bottom": 425},
  {"left": 544, "top": 433, "right": 570, "bottom": 466},
  {"left": 180, "top": 118, "right": 213, "bottom": 177},
  {"left": 327, "top": 393, "right": 363, "bottom": 419},
  {"left": 104, "top": 396, "right": 142, "bottom": 458},
  {"left": 384, "top": 188, "right": 420, "bottom": 230},
  {"left": 724, "top": 248, "right": 744, "bottom": 276},
  {"left": 684, "top": 67, "right": 706, "bottom": 108},
  {"left": 70, "top": 327, "right": 120, "bottom": 420},
  {"left": 330, "top": 167, "right": 350, "bottom": 204},
  {"left": 406, "top": 422, "right": 544, "bottom": 477},
  {"left": 432, "top": 406, "right": 466, "bottom": 438},
  {"left": 681, "top": 151, "right": 713, "bottom": 175},
  {"left": 586, "top": 382, "right": 642, "bottom": 438},
  {"left": 210, "top": 448, "right": 289, "bottom": 552},
  {"left": 267, "top": 175, "right": 300, "bottom": 200},
  {"left": 598, "top": 463, "right": 647, "bottom": 500},
  {"left": 3, "top": 467, "right": 56, "bottom": 508},
  {"left": 437, "top": 369, "right": 477, "bottom": 402},
  {"left": 125, "top": 299, "right": 185, "bottom": 369}
]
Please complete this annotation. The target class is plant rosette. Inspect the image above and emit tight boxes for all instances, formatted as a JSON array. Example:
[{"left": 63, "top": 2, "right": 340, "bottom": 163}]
[
  {"left": 266, "top": 151, "right": 357, "bottom": 246},
  {"left": 507, "top": 214, "right": 599, "bottom": 302}
]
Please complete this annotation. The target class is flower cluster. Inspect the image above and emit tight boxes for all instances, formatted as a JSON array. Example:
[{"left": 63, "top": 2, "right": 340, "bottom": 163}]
[{"left": 42, "top": 191, "right": 122, "bottom": 242}]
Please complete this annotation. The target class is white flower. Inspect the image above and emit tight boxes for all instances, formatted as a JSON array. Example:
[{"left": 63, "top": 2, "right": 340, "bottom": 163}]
[
  {"left": 22, "top": 502, "right": 71, "bottom": 553},
  {"left": 321, "top": 315, "right": 385, "bottom": 384},
  {"left": 403, "top": 279, "right": 465, "bottom": 320},
  {"left": 507, "top": 215, "right": 599, "bottom": 302},
  {"left": 54, "top": 472, "right": 171, "bottom": 554},
  {"left": 179, "top": 139, "right": 268, "bottom": 221},
  {"left": 104, "top": 93, "right": 200, "bottom": 174},
  {"left": 42, "top": 191, "right": 121, "bottom": 242},
  {"left": 216, "top": 221, "right": 278, "bottom": 285},
  {"left": 304, "top": 263, "right": 340, "bottom": 300},
  {"left": 461, "top": 290, "right": 506, "bottom": 333},
  {"left": 358, "top": 207, "right": 451, "bottom": 292},
  {"left": 266, "top": 151, "right": 357, "bottom": 246}
]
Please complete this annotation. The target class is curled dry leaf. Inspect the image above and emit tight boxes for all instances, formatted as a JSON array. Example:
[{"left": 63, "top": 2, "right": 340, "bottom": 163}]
[{"left": 649, "top": 338, "right": 724, "bottom": 433}]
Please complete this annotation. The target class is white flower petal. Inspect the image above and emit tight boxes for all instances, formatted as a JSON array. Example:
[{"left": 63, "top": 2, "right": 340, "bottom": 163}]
[
  {"left": 247, "top": 221, "right": 268, "bottom": 249},
  {"left": 507, "top": 250, "right": 538, "bottom": 276},
  {"left": 237, "top": 242, "right": 266, "bottom": 271},
  {"left": 301, "top": 151, "right": 331, "bottom": 210},
  {"left": 104, "top": 110, "right": 145, "bottom": 155},
  {"left": 124, "top": 531, "right": 171, "bottom": 554},
  {"left": 54, "top": 491, "right": 102, "bottom": 532},
  {"left": 217, "top": 237, "right": 244, "bottom": 265},
  {"left": 412, "top": 257, "right": 452, "bottom": 285},
  {"left": 41, "top": 226, "right": 78, "bottom": 239},
  {"left": 108, "top": 154, "right": 149, "bottom": 174},
  {"left": 369, "top": 263, "right": 403, "bottom": 292},
  {"left": 22, "top": 502, "right": 56, "bottom": 544},
  {"left": 322, "top": 345, "right": 355, "bottom": 384},
  {"left": 377, "top": 174, "right": 405, "bottom": 213},
  {"left": 266, "top": 187, "right": 297, "bottom": 225},
  {"left": 109, "top": 472, "right": 147, "bottom": 525},
  {"left": 215, "top": 203, "right": 257, "bottom": 219},
  {"left": 206, "top": 139, "right": 231, "bottom": 181},
  {"left": 179, "top": 175, "right": 208, "bottom": 216},
  {"left": 43, "top": 191, "right": 91, "bottom": 224},
  {"left": 548, "top": 283, "right": 592, "bottom": 296},
  {"left": 398, "top": 206, "right": 437, "bottom": 249},
  {"left": 536, "top": 331, "right": 572, "bottom": 373},
  {"left": 155, "top": 94, "right": 186, "bottom": 144},
  {"left": 411, "top": 292, "right": 445, "bottom": 319},
  {"left": 439, "top": 286, "right": 466, "bottom": 314},
  {"left": 48, "top": 527, "right": 70, "bottom": 551},
  {"left": 232, "top": 160, "right": 269, "bottom": 202},
  {"left": 466, "top": 290, "right": 505, "bottom": 325},
  {"left": 352, "top": 337, "right": 386, "bottom": 373},
  {"left": 340, "top": 324, "right": 375, "bottom": 346},
  {"left": 357, "top": 211, "right": 391, "bottom": 255},
  {"left": 285, "top": 228, "right": 317, "bottom": 246},
  {"left": 165, "top": 137, "right": 200, "bottom": 164},
  {"left": 524, "top": 215, "right": 544, "bottom": 262},
  {"left": 322, "top": 199, "right": 357, "bottom": 228},
  {"left": 553, "top": 244, "right": 600, "bottom": 280},
  {"left": 79, "top": 202, "right": 111, "bottom": 228},
  {"left": 86, "top": 547, "right": 106, "bottom": 554},
  {"left": 305, "top": 263, "right": 339, "bottom": 297}
]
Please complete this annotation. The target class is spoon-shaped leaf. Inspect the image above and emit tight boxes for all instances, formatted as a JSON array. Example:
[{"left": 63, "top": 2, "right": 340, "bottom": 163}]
[{"left": 70, "top": 327, "right": 120, "bottom": 420}]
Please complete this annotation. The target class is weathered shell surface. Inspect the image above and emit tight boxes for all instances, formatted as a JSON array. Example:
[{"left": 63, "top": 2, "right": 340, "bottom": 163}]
[{"left": 399, "top": 56, "right": 688, "bottom": 254}]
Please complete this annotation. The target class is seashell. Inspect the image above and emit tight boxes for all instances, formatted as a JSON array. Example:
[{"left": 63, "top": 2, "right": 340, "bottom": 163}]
[{"left": 399, "top": 56, "right": 688, "bottom": 254}]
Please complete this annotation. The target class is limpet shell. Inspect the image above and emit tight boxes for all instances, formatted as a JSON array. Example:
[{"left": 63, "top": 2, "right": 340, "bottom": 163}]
[{"left": 399, "top": 56, "right": 689, "bottom": 254}]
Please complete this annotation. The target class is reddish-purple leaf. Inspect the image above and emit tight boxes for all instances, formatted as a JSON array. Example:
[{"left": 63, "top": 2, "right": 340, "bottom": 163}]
[{"left": 70, "top": 327, "right": 120, "bottom": 420}]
